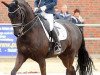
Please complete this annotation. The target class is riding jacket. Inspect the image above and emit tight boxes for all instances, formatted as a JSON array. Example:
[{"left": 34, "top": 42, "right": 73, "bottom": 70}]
[{"left": 34, "top": 0, "right": 57, "bottom": 14}]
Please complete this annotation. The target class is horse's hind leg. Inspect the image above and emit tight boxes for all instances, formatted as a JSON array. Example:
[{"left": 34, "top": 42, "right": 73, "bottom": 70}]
[
  {"left": 11, "top": 53, "right": 27, "bottom": 75},
  {"left": 58, "top": 52, "right": 76, "bottom": 75}
]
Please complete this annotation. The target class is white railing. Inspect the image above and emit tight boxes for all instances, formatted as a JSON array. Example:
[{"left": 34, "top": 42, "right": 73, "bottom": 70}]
[
  {"left": 84, "top": 38, "right": 100, "bottom": 40},
  {"left": 77, "top": 24, "right": 100, "bottom": 27},
  {"left": 0, "top": 23, "right": 100, "bottom": 26},
  {"left": 76, "top": 24, "right": 100, "bottom": 40}
]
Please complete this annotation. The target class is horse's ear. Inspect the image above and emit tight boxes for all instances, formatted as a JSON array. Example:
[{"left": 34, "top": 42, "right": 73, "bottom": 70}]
[{"left": 1, "top": 1, "right": 9, "bottom": 7}]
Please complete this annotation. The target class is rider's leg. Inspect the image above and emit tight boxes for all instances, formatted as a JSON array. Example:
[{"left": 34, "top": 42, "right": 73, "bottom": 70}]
[
  {"left": 51, "top": 28, "right": 62, "bottom": 54},
  {"left": 44, "top": 13, "right": 62, "bottom": 54},
  {"left": 43, "top": 13, "right": 53, "bottom": 31}
]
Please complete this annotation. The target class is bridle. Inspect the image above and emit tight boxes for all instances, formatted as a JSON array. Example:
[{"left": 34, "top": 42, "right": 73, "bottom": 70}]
[
  {"left": 8, "top": 4, "right": 39, "bottom": 37},
  {"left": 9, "top": 5, "right": 25, "bottom": 27}
]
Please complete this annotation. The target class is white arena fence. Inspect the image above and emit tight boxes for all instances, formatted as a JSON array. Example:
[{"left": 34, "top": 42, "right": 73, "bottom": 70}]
[{"left": 76, "top": 24, "right": 100, "bottom": 40}]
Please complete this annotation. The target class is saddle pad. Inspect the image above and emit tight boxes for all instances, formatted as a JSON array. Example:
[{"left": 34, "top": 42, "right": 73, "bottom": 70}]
[
  {"left": 39, "top": 18, "right": 67, "bottom": 41},
  {"left": 54, "top": 22, "right": 67, "bottom": 40}
]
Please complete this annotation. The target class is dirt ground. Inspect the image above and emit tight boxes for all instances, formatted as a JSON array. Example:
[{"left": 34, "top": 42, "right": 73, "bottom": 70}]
[{"left": 0, "top": 57, "right": 100, "bottom": 75}]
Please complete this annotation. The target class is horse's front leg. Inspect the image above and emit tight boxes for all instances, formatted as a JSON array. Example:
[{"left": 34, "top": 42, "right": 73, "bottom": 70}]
[
  {"left": 11, "top": 53, "right": 27, "bottom": 75},
  {"left": 38, "top": 58, "right": 46, "bottom": 75}
]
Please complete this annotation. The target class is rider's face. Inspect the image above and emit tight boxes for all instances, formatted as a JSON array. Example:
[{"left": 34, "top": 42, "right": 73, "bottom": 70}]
[{"left": 74, "top": 12, "right": 80, "bottom": 18}]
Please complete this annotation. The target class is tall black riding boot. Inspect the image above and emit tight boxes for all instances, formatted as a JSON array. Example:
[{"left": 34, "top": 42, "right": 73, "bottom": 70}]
[{"left": 51, "top": 28, "right": 62, "bottom": 54}]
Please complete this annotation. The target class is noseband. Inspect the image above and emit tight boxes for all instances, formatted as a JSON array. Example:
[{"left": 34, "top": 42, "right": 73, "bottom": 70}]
[{"left": 9, "top": 4, "right": 39, "bottom": 37}]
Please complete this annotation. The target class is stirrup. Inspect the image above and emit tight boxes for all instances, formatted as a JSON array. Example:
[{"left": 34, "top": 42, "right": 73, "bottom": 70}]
[
  {"left": 55, "top": 42, "right": 61, "bottom": 48},
  {"left": 54, "top": 42, "right": 62, "bottom": 54}
]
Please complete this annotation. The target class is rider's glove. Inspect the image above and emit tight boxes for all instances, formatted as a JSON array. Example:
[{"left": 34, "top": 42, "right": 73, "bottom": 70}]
[
  {"left": 40, "top": 6, "right": 46, "bottom": 11},
  {"left": 34, "top": 7, "right": 39, "bottom": 12}
]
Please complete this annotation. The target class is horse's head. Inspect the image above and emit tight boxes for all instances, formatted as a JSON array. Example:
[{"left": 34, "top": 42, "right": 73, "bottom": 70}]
[
  {"left": 2, "top": 0, "right": 25, "bottom": 37},
  {"left": 1, "top": 0, "right": 35, "bottom": 37}
]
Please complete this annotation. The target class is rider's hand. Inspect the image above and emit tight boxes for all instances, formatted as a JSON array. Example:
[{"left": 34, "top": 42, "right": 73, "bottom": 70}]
[
  {"left": 34, "top": 7, "right": 39, "bottom": 12},
  {"left": 40, "top": 6, "right": 46, "bottom": 11}
]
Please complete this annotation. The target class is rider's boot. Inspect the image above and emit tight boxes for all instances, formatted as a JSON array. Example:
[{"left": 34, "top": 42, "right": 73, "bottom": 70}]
[{"left": 51, "top": 28, "right": 62, "bottom": 54}]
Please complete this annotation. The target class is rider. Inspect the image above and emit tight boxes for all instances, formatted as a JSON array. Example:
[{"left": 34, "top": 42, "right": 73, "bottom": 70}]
[{"left": 34, "top": 0, "right": 62, "bottom": 54}]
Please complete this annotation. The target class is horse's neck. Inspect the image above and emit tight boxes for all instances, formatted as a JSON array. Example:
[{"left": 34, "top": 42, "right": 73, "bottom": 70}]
[
  {"left": 23, "top": 4, "right": 35, "bottom": 23},
  {"left": 24, "top": 13, "right": 35, "bottom": 24}
]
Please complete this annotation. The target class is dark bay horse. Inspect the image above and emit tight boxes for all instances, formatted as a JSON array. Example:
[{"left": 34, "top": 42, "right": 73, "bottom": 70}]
[{"left": 2, "top": 0, "right": 94, "bottom": 75}]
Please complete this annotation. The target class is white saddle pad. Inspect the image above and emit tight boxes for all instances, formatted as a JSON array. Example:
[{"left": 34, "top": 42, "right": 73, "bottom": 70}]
[
  {"left": 54, "top": 22, "right": 67, "bottom": 40},
  {"left": 39, "top": 19, "right": 67, "bottom": 41}
]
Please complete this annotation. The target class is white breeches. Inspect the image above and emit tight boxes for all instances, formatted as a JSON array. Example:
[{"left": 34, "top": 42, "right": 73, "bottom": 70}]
[{"left": 41, "top": 12, "right": 54, "bottom": 31}]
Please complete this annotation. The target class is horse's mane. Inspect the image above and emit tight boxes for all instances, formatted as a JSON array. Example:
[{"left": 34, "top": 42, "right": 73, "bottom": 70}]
[{"left": 14, "top": 0, "right": 33, "bottom": 13}]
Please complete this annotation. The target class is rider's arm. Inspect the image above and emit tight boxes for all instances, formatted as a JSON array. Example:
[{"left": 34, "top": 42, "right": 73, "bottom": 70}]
[{"left": 45, "top": 0, "right": 57, "bottom": 9}]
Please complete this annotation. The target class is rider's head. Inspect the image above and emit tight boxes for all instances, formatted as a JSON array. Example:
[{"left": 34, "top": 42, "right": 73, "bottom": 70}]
[{"left": 73, "top": 9, "right": 80, "bottom": 18}]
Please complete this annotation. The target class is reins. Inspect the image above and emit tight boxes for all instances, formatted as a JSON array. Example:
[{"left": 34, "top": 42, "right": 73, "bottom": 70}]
[{"left": 19, "top": 16, "right": 39, "bottom": 37}]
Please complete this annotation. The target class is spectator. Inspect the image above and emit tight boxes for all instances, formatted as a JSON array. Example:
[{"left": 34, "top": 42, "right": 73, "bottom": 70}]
[
  {"left": 54, "top": 5, "right": 71, "bottom": 21},
  {"left": 71, "top": 9, "right": 84, "bottom": 31},
  {"left": 54, "top": 7, "right": 61, "bottom": 19},
  {"left": 71, "top": 9, "right": 84, "bottom": 24}
]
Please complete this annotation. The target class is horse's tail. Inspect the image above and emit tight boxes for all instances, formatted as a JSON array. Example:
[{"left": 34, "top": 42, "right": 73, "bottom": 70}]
[{"left": 77, "top": 32, "right": 94, "bottom": 75}]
